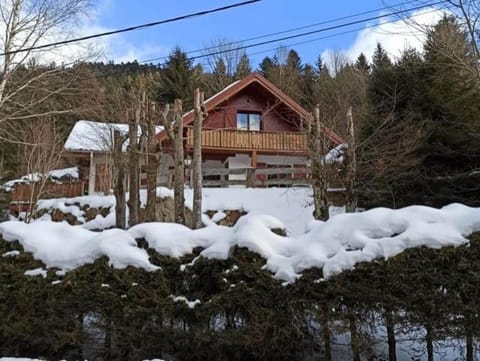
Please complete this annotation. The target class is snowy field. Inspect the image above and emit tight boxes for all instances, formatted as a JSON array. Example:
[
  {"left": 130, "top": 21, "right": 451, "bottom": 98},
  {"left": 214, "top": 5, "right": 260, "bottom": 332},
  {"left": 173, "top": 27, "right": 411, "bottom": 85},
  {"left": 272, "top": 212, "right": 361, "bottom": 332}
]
[
  {"left": 34, "top": 187, "right": 325, "bottom": 235},
  {"left": 1, "top": 185, "right": 480, "bottom": 282}
]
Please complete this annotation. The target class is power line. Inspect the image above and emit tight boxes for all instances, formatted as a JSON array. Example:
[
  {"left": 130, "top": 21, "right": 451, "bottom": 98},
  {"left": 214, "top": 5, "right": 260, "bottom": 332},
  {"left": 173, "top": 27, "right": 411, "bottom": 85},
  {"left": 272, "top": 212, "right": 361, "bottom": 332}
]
[
  {"left": 127, "top": 0, "right": 446, "bottom": 67},
  {"left": 167, "top": 0, "right": 429, "bottom": 59},
  {"left": 77, "top": 0, "right": 448, "bottom": 82},
  {"left": 240, "top": 5, "right": 451, "bottom": 62},
  {"left": 0, "top": 0, "right": 261, "bottom": 57}
]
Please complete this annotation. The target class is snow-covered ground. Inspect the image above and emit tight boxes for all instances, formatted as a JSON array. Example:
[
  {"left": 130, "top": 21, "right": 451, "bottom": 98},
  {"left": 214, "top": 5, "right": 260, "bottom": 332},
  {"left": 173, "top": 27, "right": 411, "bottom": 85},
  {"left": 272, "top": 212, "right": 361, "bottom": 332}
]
[
  {"left": 32, "top": 187, "right": 342, "bottom": 235},
  {"left": 1, "top": 195, "right": 479, "bottom": 282}
]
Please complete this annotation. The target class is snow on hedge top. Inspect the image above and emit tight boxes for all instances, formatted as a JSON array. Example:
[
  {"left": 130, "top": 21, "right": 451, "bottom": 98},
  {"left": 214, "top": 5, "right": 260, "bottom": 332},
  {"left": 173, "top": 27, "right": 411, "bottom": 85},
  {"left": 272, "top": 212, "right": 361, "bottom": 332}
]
[
  {"left": 0, "top": 222, "right": 157, "bottom": 271},
  {"left": 1, "top": 203, "right": 480, "bottom": 282},
  {"left": 64, "top": 120, "right": 163, "bottom": 152}
]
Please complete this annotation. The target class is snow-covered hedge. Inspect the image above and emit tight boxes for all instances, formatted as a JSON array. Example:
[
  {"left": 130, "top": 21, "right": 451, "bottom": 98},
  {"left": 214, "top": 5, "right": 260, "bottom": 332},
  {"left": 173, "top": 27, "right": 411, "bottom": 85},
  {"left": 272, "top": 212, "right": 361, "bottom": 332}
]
[{"left": 1, "top": 203, "right": 479, "bottom": 282}]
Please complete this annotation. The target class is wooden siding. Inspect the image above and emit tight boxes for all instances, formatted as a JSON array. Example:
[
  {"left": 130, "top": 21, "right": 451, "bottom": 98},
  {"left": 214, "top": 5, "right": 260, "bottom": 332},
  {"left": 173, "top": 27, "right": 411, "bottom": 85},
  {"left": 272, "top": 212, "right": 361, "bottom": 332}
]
[
  {"left": 186, "top": 127, "right": 307, "bottom": 153},
  {"left": 12, "top": 181, "right": 86, "bottom": 203}
]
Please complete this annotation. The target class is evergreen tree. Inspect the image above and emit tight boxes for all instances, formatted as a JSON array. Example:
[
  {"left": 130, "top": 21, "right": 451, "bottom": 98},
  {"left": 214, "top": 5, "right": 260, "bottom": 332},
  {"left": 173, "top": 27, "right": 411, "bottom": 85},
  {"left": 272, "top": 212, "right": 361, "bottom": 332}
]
[
  {"left": 368, "top": 43, "right": 395, "bottom": 123},
  {"left": 420, "top": 15, "right": 480, "bottom": 205},
  {"left": 258, "top": 56, "right": 274, "bottom": 79},
  {"left": 354, "top": 52, "right": 370, "bottom": 73},
  {"left": 160, "top": 47, "right": 199, "bottom": 108},
  {"left": 235, "top": 53, "right": 252, "bottom": 79},
  {"left": 300, "top": 63, "right": 318, "bottom": 109}
]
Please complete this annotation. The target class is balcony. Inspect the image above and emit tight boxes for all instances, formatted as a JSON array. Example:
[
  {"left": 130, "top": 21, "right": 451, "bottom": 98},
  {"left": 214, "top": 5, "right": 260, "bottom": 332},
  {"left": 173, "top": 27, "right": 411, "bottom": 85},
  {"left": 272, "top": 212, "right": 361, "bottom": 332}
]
[{"left": 185, "top": 127, "right": 307, "bottom": 153}]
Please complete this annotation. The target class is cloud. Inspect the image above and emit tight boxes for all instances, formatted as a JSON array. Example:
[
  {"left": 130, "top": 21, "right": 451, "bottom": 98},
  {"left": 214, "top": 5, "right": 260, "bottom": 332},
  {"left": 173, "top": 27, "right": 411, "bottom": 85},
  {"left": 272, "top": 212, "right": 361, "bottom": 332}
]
[
  {"left": 0, "top": 0, "right": 168, "bottom": 69},
  {"left": 322, "top": 7, "right": 450, "bottom": 64}
]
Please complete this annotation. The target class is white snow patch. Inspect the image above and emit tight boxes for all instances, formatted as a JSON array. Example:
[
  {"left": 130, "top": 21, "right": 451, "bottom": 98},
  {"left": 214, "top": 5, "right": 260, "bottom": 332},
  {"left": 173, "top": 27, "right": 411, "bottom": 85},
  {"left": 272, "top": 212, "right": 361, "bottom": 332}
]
[
  {"left": 24, "top": 268, "right": 47, "bottom": 278},
  {"left": 2, "top": 250, "right": 20, "bottom": 257},
  {"left": 2, "top": 167, "right": 79, "bottom": 191},
  {"left": 324, "top": 143, "right": 346, "bottom": 164},
  {"left": 169, "top": 295, "right": 201, "bottom": 309},
  {"left": 211, "top": 211, "right": 227, "bottom": 223}
]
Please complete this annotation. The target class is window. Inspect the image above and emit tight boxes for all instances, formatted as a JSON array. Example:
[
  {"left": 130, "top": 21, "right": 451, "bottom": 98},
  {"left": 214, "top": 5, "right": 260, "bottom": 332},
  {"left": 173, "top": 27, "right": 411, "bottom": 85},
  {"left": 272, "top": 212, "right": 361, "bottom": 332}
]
[{"left": 236, "top": 112, "right": 261, "bottom": 131}]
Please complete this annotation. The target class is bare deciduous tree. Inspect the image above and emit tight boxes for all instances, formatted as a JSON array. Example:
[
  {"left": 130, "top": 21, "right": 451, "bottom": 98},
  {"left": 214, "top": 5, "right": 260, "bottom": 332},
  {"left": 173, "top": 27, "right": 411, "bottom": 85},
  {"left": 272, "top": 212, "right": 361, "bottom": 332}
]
[
  {"left": 0, "top": 0, "right": 95, "bottom": 127},
  {"left": 127, "top": 108, "right": 140, "bottom": 226},
  {"left": 144, "top": 99, "right": 162, "bottom": 223},
  {"left": 113, "top": 129, "right": 127, "bottom": 229},
  {"left": 160, "top": 99, "right": 185, "bottom": 225},
  {"left": 192, "top": 88, "right": 207, "bottom": 229},
  {"left": 307, "top": 105, "right": 330, "bottom": 221},
  {"left": 344, "top": 106, "right": 357, "bottom": 212},
  {"left": 21, "top": 120, "right": 64, "bottom": 222}
]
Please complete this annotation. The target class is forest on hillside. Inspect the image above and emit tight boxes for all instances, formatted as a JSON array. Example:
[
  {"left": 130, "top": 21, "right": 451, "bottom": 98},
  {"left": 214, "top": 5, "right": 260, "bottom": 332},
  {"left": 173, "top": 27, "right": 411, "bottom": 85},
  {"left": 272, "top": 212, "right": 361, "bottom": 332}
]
[{"left": 2, "top": 15, "right": 480, "bottom": 210}]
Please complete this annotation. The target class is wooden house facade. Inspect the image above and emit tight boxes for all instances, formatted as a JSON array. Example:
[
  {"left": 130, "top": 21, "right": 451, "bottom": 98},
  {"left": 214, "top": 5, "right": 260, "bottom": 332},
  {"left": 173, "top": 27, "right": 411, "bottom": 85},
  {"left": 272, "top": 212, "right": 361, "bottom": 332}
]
[{"left": 158, "top": 72, "right": 343, "bottom": 187}]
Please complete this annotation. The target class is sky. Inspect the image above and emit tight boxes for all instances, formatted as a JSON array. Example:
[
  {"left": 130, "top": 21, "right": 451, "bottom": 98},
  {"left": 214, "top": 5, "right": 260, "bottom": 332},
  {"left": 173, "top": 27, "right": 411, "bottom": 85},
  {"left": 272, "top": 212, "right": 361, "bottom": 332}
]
[{"left": 81, "top": 0, "right": 450, "bottom": 69}]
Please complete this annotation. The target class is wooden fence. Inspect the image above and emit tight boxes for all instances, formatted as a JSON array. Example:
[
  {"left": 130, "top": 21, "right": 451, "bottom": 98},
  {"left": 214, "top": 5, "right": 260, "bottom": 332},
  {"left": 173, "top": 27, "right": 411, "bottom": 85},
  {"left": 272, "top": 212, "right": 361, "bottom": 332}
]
[
  {"left": 12, "top": 181, "right": 86, "bottom": 203},
  {"left": 185, "top": 167, "right": 312, "bottom": 188}
]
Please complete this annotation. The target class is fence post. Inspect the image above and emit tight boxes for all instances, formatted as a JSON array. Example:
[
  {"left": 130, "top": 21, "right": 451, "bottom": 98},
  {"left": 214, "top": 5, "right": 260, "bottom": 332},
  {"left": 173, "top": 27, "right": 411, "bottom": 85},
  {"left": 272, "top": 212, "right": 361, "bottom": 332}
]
[{"left": 246, "top": 168, "right": 255, "bottom": 188}]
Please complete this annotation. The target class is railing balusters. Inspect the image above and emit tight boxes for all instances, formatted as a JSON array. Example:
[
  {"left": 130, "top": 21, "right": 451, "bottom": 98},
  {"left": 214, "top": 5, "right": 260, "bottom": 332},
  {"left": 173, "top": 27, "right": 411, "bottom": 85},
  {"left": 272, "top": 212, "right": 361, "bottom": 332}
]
[{"left": 185, "top": 126, "right": 307, "bottom": 152}]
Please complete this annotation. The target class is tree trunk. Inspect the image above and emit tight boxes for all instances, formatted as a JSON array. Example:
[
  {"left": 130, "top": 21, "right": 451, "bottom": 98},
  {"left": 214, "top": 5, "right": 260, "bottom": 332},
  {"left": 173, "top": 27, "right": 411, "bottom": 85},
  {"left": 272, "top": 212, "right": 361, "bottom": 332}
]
[
  {"left": 173, "top": 99, "right": 185, "bottom": 225},
  {"left": 113, "top": 130, "right": 126, "bottom": 229},
  {"left": 127, "top": 109, "right": 140, "bottom": 227},
  {"left": 192, "top": 88, "right": 206, "bottom": 229},
  {"left": 345, "top": 106, "right": 357, "bottom": 213},
  {"left": 385, "top": 310, "right": 397, "bottom": 361},
  {"left": 310, "top": 105, "right": 329, "bottom": 220},
  {"left": 426, "top": 323, "right": 434, "bottom": 361},
  {"left": 145, "top": 102, "right": 159, "bottom": 222},
  {"left": 321, "top": 305, "right": 332, "bottom": 361},
  {"left": 349, "top": 313, "right": 361, "bottom": 361},
  {"left": 465, "top": 316, "right": 473, "bottom": 361}
]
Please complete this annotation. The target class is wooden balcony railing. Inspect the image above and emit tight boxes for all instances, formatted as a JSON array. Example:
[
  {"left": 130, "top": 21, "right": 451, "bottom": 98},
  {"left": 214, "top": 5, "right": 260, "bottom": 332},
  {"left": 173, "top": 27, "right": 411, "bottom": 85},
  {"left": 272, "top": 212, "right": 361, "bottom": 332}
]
[{"left": 186, "top": 127, "right": 307, "bottom": 152}]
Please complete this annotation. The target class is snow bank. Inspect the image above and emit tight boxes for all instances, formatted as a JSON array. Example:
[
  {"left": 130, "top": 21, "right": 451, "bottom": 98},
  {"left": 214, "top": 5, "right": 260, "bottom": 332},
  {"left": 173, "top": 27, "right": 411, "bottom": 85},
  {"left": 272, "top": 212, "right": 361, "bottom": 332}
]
[
  {"left": 31, "top": 187, "right": 330, "bottom": 235},
  {"left": 181, "top": 187, "right": 317, "bottom": 235},
  {"left": 37, "top": 195, "right": 115, "bottom": 211},
  {"left": 0, "top": 221, "right": 158, "bottom": 272},
  {"left": 1, "top": 203, "right": 480, "bottom": 282},
  {"left": 36, "top": 195, "right": 116, "bottom": 229}
]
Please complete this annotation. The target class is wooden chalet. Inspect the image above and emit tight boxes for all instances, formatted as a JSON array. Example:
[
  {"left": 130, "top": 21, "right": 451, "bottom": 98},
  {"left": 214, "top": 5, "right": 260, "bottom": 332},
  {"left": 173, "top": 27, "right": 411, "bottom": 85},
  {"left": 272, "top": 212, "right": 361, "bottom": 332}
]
[
  {"left": 59, "top": 73, "right": 344, "bottom": 195},
  {"left": 158, "top": 72, "right": 343, "bottom": 187}
]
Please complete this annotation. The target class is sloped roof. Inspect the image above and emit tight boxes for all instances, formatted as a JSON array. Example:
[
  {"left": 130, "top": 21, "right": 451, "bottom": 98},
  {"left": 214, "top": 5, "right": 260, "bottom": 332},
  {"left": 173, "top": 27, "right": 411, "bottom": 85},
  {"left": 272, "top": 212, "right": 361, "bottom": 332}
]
[{"left": 158, "top": 72, "right": 343, "bottom": 145}]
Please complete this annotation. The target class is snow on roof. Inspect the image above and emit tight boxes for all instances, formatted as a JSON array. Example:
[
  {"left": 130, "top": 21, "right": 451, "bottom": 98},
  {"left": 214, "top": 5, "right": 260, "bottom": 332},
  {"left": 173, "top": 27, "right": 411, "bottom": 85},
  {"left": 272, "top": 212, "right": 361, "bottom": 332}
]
[
  {"left": 325, "top": 143, "right": 346, "bottom": 164},
  {"left": 64, "top": 120, "right": 164, "bottom": 152},
  {"left": 1, "top": 202, "right": 479, "bottom": 283}
]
